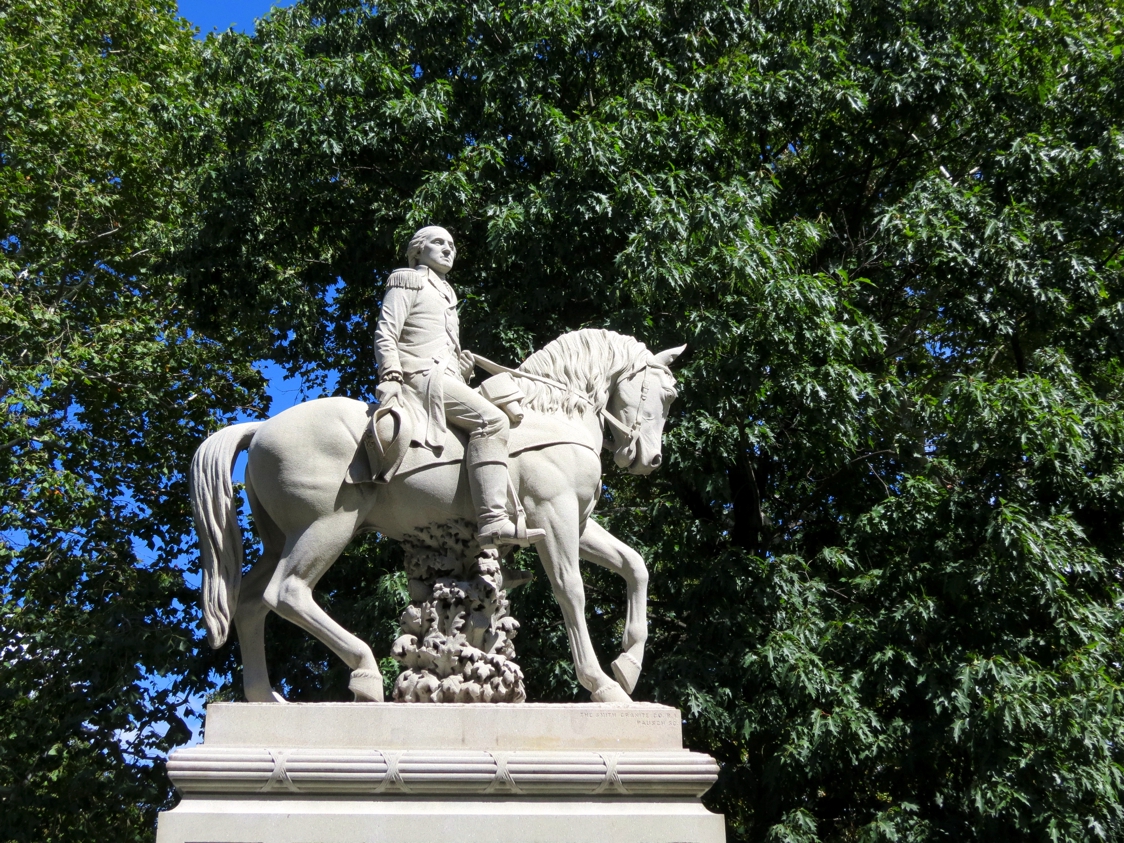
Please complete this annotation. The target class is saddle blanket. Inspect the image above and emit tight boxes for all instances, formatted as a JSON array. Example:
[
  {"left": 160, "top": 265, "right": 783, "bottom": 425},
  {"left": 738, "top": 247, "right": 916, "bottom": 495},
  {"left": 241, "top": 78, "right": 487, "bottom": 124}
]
[{"left": 346, "top": 409, "right": 600, "bottom": 485}]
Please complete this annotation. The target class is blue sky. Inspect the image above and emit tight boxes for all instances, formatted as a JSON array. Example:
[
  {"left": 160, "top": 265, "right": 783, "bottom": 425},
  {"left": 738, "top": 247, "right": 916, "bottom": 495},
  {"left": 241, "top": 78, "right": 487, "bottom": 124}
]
[{"left": 178, "top": 0, "right": 293, "bottom": 35}]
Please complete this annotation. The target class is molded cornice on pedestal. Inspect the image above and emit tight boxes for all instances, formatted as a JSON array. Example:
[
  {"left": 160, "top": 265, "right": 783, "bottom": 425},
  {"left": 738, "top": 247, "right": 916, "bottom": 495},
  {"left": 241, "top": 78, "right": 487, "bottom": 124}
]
[{"left": 169, "top": 746, "right": 718, "bottom": 797}]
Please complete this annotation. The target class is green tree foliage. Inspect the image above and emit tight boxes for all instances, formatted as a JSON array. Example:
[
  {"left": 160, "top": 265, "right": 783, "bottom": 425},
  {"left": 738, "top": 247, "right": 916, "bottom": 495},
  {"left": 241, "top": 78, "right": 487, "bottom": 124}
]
[
  {"left": 177, "top": 1, "right": 1124, "bottom": 840},
  {"left": 0, "top": 1, "right": 264, "bottom": 839},
  {"left": 4, "top": 0, "right": 1124, "bottom": 841}
]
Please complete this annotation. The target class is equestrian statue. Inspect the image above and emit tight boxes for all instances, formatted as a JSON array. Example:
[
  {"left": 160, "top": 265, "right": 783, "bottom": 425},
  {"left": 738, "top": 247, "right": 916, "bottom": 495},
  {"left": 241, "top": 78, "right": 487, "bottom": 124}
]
[{"left": 189, "top": 226, "right": 684, "bottom": 704}]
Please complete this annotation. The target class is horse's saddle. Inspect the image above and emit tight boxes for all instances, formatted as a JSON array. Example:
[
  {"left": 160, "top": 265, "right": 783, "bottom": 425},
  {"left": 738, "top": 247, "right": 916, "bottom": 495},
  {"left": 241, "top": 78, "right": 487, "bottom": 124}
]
[{"left": 347, "top": 378, "right": 600, "bottom": 486}]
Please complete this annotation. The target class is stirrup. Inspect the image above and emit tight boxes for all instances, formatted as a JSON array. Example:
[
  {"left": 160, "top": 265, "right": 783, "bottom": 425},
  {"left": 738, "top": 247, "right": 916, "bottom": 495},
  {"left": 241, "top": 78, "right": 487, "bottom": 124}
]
[{"left": 477, "top": 519, "right": 546, "bottom": 550}]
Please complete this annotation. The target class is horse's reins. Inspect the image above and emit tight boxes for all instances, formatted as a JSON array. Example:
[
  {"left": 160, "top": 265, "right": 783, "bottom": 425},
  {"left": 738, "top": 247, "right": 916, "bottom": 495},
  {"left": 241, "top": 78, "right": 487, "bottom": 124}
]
[{"left": 470, "top": 352, "right": 657, "bottom": 454}]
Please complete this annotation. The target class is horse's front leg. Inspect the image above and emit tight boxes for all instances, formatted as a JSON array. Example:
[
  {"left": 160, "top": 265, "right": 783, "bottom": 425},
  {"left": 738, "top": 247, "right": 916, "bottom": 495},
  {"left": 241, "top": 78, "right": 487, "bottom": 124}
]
[
  {"left": 528, "top": 496, "right": 631, "bottom": 703},
  {"left": 579, "top": 519, "right": 648, "bottom": 695}
]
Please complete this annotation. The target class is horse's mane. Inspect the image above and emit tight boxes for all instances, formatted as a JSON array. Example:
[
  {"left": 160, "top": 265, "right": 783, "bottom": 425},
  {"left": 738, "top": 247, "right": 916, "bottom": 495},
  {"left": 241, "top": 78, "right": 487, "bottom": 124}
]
[{"left": 517, "top": 329, "right": 651, "bottom": 418}]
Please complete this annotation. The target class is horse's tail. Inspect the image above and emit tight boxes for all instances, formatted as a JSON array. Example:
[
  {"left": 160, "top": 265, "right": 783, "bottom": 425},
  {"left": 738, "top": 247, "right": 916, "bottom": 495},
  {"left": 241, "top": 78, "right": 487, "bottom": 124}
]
[{"left": 189, "top": 421, "right": 262, "bottom": 649}]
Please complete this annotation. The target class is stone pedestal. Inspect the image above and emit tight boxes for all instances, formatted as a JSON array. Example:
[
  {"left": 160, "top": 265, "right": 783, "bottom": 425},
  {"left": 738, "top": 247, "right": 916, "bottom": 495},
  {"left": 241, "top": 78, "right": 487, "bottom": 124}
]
[{"left": 157, "top": 702, "right": 726, "bottom": 843}]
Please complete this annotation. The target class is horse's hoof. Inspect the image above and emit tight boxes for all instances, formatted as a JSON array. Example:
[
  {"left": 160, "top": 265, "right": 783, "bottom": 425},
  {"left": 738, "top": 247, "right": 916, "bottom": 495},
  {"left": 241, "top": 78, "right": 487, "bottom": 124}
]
[
  {"left": 611, "top": 652, "right": 642, "bottom": 695},
  {"left": 245, "top": 686, "right": 287, "bottom": 704},
  {"left": 590, "top": 681, "right": 632, "bottom": 703},
  {"left": 349, "top": 668, "right": 384, "bottom": 702}
]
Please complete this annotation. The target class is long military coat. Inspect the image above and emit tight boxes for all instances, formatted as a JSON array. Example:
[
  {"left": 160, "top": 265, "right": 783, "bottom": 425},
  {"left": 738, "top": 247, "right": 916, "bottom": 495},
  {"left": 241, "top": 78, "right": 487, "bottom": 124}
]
[{"left": 374, "top": 265, "right": 464, "bottom": 449}]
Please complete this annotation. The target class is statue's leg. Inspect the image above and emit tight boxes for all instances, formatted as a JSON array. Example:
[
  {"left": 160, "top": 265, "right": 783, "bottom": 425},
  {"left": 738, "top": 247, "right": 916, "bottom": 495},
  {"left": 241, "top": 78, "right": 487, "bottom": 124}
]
[
  {"left": 235, "top": 481, "right": 286, "bottom": 703},
  {"left": 528, "top": 493, "right": 631, "bottom": 703},
  {"left": 262, "top": 510, "right": 384, "bottom": 701},
  {"left": 578, "top": 519, "right": 648, "bottom": 695},
  {"left": 443, "top": 377, "right": 542, "bottom": 546}
]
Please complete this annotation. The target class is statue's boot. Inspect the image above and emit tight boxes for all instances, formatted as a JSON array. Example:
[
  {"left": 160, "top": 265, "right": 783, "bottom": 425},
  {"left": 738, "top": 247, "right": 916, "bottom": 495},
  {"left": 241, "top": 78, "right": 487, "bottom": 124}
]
[{"left": 469, "top": 436, "right": 546, "bottom": 549}]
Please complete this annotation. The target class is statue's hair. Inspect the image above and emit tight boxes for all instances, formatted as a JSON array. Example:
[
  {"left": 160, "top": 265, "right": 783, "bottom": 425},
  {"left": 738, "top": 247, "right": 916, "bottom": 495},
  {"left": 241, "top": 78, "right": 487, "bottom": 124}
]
[
  {"left": 518, "top": 329, "right": 652, "bottom": 418},
  {"left": 406, "top": 226, "right": 455, "bottom": 268}
]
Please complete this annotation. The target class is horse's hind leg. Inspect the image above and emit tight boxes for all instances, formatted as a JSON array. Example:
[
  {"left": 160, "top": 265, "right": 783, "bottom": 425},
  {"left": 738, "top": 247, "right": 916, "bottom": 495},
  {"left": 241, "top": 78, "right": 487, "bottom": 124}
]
[
  {"left": 263, "top": 511, "right": 384, "bottom": 701},
  {"left": 235, "top": 481, "right": 285, "bottom": 703},
  {"left": 578, "top": 519, "right": 648, "bottom": 695}
]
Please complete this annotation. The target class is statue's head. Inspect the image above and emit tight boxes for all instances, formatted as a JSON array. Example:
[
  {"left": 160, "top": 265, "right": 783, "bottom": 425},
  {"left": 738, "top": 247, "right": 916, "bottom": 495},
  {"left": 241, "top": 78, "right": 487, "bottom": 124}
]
[{"left": 406, "top": 226, "right": 456, "bottom": 275}]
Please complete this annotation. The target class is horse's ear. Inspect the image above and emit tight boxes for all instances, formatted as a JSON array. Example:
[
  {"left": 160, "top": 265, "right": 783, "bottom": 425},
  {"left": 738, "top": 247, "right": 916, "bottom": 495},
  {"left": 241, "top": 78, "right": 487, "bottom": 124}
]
[{"left": 652, "top": 344, "right": 687, "bottom": 368}]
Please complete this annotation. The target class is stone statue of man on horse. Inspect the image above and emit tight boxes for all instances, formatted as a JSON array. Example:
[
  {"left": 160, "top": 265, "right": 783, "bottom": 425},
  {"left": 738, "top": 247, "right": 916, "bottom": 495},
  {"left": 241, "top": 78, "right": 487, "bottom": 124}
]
[
  {"left": 365, "top": 225, "right": 544, "bottom": 549},
  {"left": 189, "top": 226, "right": 685, "bottom": 704}
]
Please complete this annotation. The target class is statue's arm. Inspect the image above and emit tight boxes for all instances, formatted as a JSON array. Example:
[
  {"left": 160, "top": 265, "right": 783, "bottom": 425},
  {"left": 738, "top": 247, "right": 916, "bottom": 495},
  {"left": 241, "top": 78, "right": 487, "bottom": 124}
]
[{"left": 374, "top": 284, "right": 417, "bottom": 379}]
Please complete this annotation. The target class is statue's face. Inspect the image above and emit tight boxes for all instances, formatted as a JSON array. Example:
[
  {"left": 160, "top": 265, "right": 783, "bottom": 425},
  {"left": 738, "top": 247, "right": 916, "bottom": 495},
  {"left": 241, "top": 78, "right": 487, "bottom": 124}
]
[{"left": 417, "top": 230, "right": 456, "bottom": 274}]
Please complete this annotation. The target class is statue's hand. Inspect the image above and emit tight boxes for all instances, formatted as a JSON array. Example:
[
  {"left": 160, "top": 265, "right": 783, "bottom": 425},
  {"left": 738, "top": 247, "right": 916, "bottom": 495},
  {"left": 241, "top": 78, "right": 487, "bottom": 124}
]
[
  {"left": 376, "top": 380, "right": 401, "bottom": 405},
  {"left": 458, "top": 350, "right": 476, "bottom": 381}
]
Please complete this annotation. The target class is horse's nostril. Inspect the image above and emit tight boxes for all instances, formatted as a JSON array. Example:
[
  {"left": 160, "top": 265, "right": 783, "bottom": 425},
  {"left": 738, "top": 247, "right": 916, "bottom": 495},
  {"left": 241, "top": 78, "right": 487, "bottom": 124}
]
[{"left": 651, "top": 454, "right": 662, "bottom": 467}]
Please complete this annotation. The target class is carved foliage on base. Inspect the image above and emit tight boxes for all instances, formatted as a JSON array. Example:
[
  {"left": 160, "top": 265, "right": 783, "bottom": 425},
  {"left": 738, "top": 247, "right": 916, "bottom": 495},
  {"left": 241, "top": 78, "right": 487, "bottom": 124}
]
[{"left": 391, "top": 521, "right": 526, "bottom": 703}]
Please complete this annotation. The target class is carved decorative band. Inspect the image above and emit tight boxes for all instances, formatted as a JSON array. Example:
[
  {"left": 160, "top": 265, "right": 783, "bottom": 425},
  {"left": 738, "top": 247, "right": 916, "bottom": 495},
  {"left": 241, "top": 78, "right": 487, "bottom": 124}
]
[{"left": 168, "top": 747, "right": 718, "bottom": 798}]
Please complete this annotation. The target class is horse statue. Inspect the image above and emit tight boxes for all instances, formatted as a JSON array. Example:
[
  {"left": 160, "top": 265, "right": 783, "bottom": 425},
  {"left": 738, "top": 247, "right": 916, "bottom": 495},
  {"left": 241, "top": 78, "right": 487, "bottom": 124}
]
[{"left": 189, "top": 328, "right": 683, "bottom": 704}]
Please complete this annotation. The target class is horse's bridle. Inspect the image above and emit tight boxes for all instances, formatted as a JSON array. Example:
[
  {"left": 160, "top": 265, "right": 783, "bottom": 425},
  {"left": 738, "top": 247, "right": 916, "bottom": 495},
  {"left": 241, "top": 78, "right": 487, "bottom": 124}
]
[
  {"left": 600, "top": 359, "right": 660, "bottom": 457},
  {"left": 469, "top": 352, "right": 667, "bottom": 457}
]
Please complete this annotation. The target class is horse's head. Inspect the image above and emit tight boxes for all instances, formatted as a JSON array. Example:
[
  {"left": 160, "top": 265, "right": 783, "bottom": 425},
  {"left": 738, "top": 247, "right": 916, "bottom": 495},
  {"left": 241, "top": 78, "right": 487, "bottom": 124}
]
[{"left": 605, "top": 344, "right": 686, "bottom": 475}]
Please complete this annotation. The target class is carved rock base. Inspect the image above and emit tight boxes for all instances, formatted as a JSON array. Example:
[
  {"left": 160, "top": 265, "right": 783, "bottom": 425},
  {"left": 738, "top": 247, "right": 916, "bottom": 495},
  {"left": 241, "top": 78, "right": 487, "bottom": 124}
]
[
  {"left": 392, "top": 521, "right": 525, "bottom": 703},
  {"left": 156, "top": 703, "right": 726, "bottom": 843}
]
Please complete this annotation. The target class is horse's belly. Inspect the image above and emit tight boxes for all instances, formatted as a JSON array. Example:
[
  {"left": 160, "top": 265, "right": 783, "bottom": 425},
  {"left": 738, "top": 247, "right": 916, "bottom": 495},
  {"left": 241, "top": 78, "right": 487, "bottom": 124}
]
[{"left": 375, "top": 462, "right": 473, "bottom": 541}]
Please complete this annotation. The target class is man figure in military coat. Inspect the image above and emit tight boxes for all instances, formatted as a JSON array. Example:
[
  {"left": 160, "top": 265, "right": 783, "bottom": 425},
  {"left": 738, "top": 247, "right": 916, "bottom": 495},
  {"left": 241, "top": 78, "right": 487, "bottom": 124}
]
[{"left": 371, "top": 225, "right": 543, "bottom": 549}]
